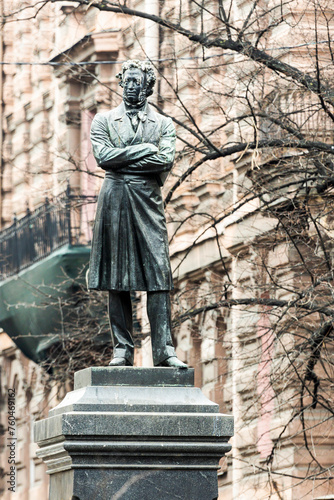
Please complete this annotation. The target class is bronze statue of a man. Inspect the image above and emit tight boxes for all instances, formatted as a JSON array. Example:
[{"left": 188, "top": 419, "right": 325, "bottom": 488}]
[{"left": 88, "top": 60, "right": 187, "bottom": 368}]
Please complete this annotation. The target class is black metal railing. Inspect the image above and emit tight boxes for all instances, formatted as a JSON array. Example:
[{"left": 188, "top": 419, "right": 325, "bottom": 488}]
[{"left": 0, "top": 190, "right": 97, "bottom": 280}]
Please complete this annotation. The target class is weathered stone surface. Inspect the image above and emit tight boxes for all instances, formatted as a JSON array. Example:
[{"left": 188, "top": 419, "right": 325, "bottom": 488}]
[
  {"left": 48, "top": 368, "right": 220, "bottom": 416},
  {"left": 50, "top": 469, "right": 222, "bottom": 500},
  {"left": 74, "top": 366, "right": 195, "bottom": 388},
  {"left": 34, "top": 367, "right": 233, "bottom": 500}
]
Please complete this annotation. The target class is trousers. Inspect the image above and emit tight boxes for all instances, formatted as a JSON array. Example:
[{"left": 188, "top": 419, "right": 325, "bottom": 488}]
[{"left": 108, "top": 290, "right": 176, "bottom": 365}]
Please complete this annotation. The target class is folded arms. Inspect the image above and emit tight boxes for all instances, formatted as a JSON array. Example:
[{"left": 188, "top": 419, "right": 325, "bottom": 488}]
[{"left": 90, "top": 113, "right": 176, "bottom": 176}]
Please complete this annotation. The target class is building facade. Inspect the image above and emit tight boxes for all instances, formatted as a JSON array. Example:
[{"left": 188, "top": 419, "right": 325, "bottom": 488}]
[{"left": 0, "top": 1, "right": 333, "bottom": 499}]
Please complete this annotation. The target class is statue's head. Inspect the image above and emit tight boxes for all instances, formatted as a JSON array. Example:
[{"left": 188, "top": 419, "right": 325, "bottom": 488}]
[{"left": 116, "top": 60, "right": 156, "bottom": 106}]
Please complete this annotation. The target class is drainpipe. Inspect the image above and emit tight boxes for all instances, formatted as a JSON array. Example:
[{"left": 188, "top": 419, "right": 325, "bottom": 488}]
[
  {"left": 144, "top": 0, "right": 159, "bottom": 104},
  {"left": 231, "top": 167, "right": 242, "bottom": 499},
  {"left": 144, "top": 0, "right": 159, "bottom": 61},
  {"left": 0, "top": 1, "right": 4, "bottom": 229}
]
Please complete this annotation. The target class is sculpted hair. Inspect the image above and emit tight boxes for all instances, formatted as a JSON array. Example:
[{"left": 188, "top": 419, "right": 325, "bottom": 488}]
[{"left": 116, "top": 60, "right": 156, "bottom": 97}]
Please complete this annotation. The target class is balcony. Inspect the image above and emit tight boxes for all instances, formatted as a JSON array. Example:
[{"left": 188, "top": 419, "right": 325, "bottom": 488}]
[{"left": 0, "top": 190, "right": 97, "bottom": 363}]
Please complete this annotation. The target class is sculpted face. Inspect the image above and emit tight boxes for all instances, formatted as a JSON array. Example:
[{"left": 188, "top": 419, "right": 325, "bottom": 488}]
[{"left": 123, "top": 68, "right": 147, "bottom": 105}]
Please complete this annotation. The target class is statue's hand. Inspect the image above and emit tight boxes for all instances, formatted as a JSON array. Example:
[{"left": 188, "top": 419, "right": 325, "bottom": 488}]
[
  {"left": 113, "top": 144, "right": 158, "bottom": 171},
  {"left": 98, "top": 143, "right": 159, "bottom": 171},
  {"left": 140, "top": 143, "right": 159, "bottom": 155}
]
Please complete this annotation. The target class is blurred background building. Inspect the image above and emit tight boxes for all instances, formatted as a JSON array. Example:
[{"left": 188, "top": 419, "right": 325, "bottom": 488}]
[{"left": 0, "top": 1, "right": 333, "bottom": 499}]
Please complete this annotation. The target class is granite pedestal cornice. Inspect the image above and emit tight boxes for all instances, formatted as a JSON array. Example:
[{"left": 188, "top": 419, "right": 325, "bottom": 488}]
[{"left": 34, "top": 367, "right": 233, "bottom": 500}]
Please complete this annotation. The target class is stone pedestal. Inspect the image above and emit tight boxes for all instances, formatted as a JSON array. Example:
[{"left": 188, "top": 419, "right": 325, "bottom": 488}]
[{"left": 34, "top": 368, "right": 233, "bottom": 500}]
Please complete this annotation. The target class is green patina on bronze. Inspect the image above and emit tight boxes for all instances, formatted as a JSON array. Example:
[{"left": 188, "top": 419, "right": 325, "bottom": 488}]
[{"left": 88, "top": 60, "right": 187, "bottom": 368}]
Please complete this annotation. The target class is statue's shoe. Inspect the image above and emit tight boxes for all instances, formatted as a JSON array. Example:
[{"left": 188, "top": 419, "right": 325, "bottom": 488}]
[
  {"left": 109, "top": 357, "right": 132, "bottom": 367},
  {"left": 158, "top": 356, "right": 188, "bottom": 369}
]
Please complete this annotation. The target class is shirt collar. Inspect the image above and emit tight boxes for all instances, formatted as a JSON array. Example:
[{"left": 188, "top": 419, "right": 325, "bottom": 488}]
[{"left": 114, "top": 101, "right": 156, "bottom": 122}]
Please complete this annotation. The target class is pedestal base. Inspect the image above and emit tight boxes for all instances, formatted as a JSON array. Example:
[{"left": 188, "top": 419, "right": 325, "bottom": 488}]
[{"left": 34, "top": 368, "right": 233, "bottom": 500}]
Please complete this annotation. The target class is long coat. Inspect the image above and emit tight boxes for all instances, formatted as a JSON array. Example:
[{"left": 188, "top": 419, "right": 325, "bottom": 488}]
[{"left": 88, "top": 101, "right": 176, "bottom": 291}]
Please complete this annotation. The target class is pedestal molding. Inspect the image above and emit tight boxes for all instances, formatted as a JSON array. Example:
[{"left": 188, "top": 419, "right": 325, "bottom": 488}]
[{"left": 34, "top": 367, "right": 234, "bottom": 500}]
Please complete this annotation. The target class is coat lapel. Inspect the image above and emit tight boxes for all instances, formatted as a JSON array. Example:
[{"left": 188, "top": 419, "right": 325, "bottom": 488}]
[
  {"left": 110, "top": 102, "right": 135, "bottom": 147},
  {"left": 108, "top": 102, "right": 159, "bottom": 146},
  {"left": 142, "top": 104, "right": 158, "bottom": 144}
]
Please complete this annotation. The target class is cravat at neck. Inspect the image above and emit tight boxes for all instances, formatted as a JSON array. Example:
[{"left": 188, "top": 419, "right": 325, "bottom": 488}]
[{"left": 126, "top": 109, "right": 147, "bottom": 130}]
